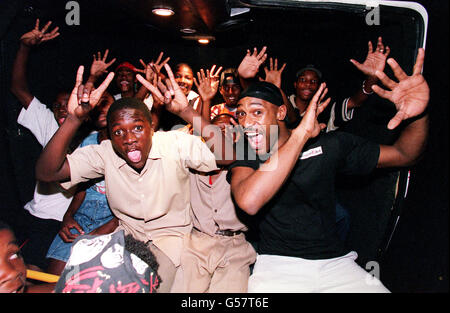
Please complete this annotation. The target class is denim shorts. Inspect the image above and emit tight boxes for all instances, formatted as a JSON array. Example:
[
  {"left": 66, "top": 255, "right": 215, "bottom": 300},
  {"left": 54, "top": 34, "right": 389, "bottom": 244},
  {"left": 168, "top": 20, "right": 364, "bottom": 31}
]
[{"left": 46, "top": 200, "right": 113, "bottom": 262}]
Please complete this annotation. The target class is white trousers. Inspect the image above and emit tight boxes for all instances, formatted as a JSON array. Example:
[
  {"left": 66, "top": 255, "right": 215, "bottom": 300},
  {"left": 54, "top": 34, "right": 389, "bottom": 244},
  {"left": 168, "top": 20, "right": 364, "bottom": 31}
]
[{"left": 248, "top": 251, "right": 390, "bottom": 293}]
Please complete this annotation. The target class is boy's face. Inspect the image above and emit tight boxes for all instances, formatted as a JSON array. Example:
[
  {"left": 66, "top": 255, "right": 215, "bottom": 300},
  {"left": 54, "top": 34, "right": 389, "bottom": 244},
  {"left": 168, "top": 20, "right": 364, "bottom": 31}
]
[
  {"left": 52, "top": 92, "right": 70, "bottom": 126},
  {"left": 220, "top": 83, "right": 241, "bottom": 108},
  {"left": 236, "top": 97, "right": 285, "bottom": 155},
  {"left": 109, "top": 107, "right": 153, "bottom": 172},
  {"left": 116, "top": 67, "right": 136, "bottom": 93},
  {"left": 294, "top": 70, "right": 320, "bottom": 102},
  {"left": 212, "top": 114, "right": 237, "bottom": 142},
  {"left": 174, "top": 65, "right": 194, "bottom": 96},
  {"left": 0, "top": 229, "right": 27, "bottom": 293}
]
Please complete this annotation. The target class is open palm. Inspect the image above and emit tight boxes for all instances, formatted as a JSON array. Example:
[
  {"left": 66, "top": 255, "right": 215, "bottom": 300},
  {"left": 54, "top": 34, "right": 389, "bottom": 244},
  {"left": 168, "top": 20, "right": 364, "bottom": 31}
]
[
  {"left": 295, "top": 83, "right": 331, "bottom": 139},
  {"left": 20, "top": 19, "right": 59, "bottom": 47},
  {"left": 350, "top": 37, "right": 390, "bottom": 77},
  {"left": 372, "top": 48, "right": 429, "bottom": 130},
  {"left": 238, "top": 47, "right": 267, "bottom": 79},
  {"left": 90, "top": 49, "right": 116, "bottom": 77}
]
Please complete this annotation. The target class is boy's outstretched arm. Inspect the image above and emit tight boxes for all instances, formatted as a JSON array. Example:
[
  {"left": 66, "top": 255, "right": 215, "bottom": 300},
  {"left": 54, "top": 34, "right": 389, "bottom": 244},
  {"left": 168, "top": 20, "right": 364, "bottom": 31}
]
[
  {"left": 35, "top": 66, "right": 114, "bottom": 182},
  {"left": 10, "top": 19, "right": 59, "bottom": 108}
]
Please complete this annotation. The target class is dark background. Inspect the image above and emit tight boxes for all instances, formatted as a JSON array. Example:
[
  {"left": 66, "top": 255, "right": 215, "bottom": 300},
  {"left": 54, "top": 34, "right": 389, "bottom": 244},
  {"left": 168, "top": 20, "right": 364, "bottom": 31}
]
[{"left": 0, "top": 0, "right": 447, "bottom": 292}]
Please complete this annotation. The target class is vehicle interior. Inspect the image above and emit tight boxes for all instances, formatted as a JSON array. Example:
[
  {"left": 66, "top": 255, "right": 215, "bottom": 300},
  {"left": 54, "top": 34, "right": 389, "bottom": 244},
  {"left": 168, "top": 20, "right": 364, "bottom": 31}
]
[{"left": 0, "top": 0, "right": 447, "bottom": 293}]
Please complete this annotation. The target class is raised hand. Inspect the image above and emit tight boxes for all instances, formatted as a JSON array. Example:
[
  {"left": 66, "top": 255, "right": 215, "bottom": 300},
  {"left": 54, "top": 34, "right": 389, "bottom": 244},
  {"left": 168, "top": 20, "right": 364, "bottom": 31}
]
[
  {"left": 262, "top": 57, "right": 286, "bottom": 88},
  {"left": 136, "top": 63, "right": 189, "bottom": 115},
  {"left": 238, "top": 46, "right": 268, "bottom": 79},
  {"left": 68, "top": 66, "right": 115, "bottom": 121},
  {"left": 294, "top": 82, "right": 331, "bottom": 139},
  {"left": 350, "top": 36, "right": 391, "bottom": 78},
  {"left": 372, "top": 48, "right": 429, "bottom": 130},
  {"left": 194, "top": 65, "right": 223, "bottom": 101},
  {"left": 20, "top": 19, "right": 60, "bottom": 47},
  {"left": 136, "top": 52, "right": 170, "bottom": 80},
  {"left": 90, "top": 49, "right": 116, "bottom": 78}
]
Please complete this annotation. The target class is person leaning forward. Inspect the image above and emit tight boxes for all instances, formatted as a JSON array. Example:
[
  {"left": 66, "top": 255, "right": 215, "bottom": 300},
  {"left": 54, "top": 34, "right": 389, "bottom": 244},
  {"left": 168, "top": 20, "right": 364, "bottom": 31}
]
[{"left": 35, "top": 64, "right": 236, "bottom": 292}]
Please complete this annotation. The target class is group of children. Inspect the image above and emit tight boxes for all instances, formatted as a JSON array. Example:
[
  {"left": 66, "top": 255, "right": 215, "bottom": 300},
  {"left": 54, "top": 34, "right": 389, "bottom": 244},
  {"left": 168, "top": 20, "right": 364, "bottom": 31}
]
[{"left": 1, "top": 19, "right": 430, "bottom": 293}]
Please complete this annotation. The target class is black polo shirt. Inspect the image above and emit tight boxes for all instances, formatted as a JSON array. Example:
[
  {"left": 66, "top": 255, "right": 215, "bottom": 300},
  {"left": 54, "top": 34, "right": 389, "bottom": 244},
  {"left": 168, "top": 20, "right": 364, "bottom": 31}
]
[{"left": 228, "top": 131, "right": 380, "bottom": 260}]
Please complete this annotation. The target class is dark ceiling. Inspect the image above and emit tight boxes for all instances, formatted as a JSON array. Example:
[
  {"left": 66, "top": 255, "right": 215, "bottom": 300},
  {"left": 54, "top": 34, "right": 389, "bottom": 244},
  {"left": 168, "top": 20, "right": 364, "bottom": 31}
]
[
  {"left": 1, "top": 0, "right": 426, "bottom": 49},
  {"left": 2, "top": 0, "right": 254, "bottom": 41}
]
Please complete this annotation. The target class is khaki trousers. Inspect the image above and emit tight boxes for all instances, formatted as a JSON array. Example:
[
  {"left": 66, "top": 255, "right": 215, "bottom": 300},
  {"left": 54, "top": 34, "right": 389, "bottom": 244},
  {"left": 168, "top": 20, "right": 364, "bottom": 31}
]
[{"left": 174, "top": 229, "right": 257, "bottom": 293}]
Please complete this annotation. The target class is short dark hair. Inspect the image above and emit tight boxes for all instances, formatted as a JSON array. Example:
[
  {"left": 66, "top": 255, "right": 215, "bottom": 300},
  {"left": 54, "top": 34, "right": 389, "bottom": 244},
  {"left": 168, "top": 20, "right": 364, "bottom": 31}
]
[
  {"left": 211, "top": 113, "right": 237, "bottom": 124},
  {"left": 175, "top": 63, "right": 193, "bottom": 73},
  {"left": 238, "top": 81, "right": 284, "bottom": 107},
  {"left": 295, "top": 65, "right": 323, "bottom": 81},
  {"left": 219, "top": 68, "right": 240, "bottom": 87},
  {"left": 106, "top": 98, "right": 152, "bottom": 130},
  {"left": 124, "top": 234, "right": 161, "bottom": 286}
]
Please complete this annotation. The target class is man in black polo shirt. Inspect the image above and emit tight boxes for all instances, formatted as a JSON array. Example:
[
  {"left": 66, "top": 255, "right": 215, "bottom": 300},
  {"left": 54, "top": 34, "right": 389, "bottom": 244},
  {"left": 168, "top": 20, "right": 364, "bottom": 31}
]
[{"left": 228, "top": 48, "right": 429, "bottom": 292}]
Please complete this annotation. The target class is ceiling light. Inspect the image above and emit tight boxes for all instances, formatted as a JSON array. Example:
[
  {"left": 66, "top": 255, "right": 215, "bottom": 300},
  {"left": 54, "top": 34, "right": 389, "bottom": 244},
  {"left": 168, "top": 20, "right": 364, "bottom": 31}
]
[
  {"left": 180, "top": 28, "right": 197, "bottom": 34},
  {"left": 152, "top": 8, "right": 174, "bottom": 17},
  {"left": 182, "top": 35, "right": 215, "bottom": 44},
  {"left": 198, "top": 38, "right": 210, "bottom": 44}
]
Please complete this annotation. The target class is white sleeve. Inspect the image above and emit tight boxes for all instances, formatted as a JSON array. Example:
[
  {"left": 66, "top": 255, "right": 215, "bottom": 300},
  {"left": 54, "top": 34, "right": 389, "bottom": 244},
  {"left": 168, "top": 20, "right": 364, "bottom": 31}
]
[
  {"left": 143, "top": 94, "right": 154, "bottom": 111},
  {"left": 326, "top": 97, "right": 354, "bottom": 133},
  {"left": 17, "top": 97, "right": 59, "bottom": 147}
]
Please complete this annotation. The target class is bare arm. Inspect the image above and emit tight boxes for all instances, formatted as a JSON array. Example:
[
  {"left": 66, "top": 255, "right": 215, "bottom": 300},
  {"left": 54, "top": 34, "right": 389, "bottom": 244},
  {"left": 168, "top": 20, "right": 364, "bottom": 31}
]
[
  {"left": 88, "top": 217, "right": 119, "bottom": 236},
  {"left": 230, "top": 130, "right": 309, "bottom": 215},
  {"left": 373, "top": 48, "right": 430, "bottom": 167},
  {"left": 59, "top": 188, "right": 87, "bottom": 242},
  {"left": 11, "top": 19, "right": 59, "bottom": 108},
  {"left": 378, "top": 114, "right": 428, "bottom": 167},
  {"left": 10, "top": 44, "right": 33, "bottom": 107}
]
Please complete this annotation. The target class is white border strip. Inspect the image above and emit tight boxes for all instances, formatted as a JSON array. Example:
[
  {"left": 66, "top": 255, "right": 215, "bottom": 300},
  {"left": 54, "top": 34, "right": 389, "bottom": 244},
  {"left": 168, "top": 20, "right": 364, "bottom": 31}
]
[{"left": 286, "top": 0, "right": 428, "bottom": 48}]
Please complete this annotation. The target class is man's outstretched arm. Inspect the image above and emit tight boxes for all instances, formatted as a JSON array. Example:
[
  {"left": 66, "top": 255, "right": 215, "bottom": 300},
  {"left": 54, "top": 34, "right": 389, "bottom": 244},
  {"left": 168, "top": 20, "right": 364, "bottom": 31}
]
[{"left": 374, "top": 48, "right": 430, "bottom": 168}]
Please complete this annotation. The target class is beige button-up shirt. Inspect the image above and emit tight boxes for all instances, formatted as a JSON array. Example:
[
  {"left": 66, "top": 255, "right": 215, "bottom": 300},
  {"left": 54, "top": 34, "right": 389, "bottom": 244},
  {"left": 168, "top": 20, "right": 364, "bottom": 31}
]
[
  {"left": 62, "top": 131, "right": 218, "bottom": 266},
  {"left": 189, "top": 170, "right": 247, "bottom": 236}
]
